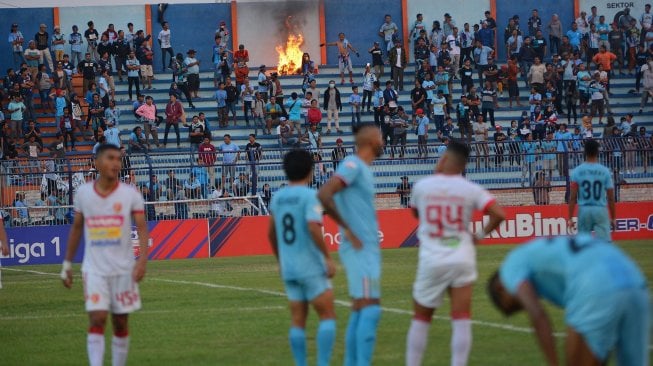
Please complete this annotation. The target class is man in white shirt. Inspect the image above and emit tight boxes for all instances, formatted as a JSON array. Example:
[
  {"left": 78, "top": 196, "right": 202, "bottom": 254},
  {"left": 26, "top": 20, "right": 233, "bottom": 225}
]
[
  {"left": 378, "top": 14, "right": 399, "bottom": 56},
  {"left": 405, "top": 140, "right": 505, "bottom": 366},
  {"left": 157, "top": 21, "right": 174, "bottom": 72},
  {"left": 61, "top": 144, "right": 150, "bottom": 366}
]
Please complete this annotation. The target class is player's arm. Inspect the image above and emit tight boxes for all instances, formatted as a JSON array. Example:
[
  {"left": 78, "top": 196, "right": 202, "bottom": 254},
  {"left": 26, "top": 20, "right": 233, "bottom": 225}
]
[
  {"left": 132, "top": 211, "right": 149, "bottom": 283},
  {"left": 476, "top": 202, "right": 505, "bottom": 243},
  {"left": 61, "top": 211, "right": 84, "bottom": 288},
  {"left": 567, "top": 182, "right": 578, "bottom": 230},
  {"left": 308, "top": 222, "right": 335, "bottom": 278},
  {"left": 268, "top": 215, "right": 279, "bottom": 260},
  {"left": 515, "top": 281, "right": 559, "bottom": 366},
  {"left": 606, "top": 188, "right": 616, "bottom": 227},
  {"left": 317, "top": 177, "right": 362, "bottom": 249}
]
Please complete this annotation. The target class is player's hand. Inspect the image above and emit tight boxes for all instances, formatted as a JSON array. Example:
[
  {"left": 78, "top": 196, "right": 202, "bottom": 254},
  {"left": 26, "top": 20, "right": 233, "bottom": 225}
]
[
  {"left": 61, "top": 260, "right": 73, "bottom": 288},
  {"left": 132, "top": 259, "right": 147, "bottom": 283},
  {"left": 325, "top": 258, "right": 336, "bottom": 278},
  {"left": 610, "top": 219, "right": 617, "bottom": 231},
  {"left": 566, "top": 219, "right": 576, "bottom": 233},
  {"left": 344, "top": 228, "right": 363, "bottom": 250},
  {"left": 0, "top": 243, "right": 8, "bottom": 256},
  {"left": 319, "top": 43, "right": 325, "bottom": 47}
]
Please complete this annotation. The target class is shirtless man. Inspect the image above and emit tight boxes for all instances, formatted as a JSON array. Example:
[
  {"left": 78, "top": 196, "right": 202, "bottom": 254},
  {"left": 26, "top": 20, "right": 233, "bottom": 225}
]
[{"left": 321, "top": 32, "right": 359, "bottom": 85}]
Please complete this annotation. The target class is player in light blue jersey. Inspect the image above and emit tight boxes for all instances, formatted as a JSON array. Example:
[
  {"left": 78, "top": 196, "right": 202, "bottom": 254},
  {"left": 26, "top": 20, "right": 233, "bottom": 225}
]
[
  {"left": 318, "top": 124, "right": 384, "bottom": 366},
  {"left": 268, "top": 149, "right": 336, "bottom": 366},
  {"left": 488, "top": 234, "right": 649, "bottom": 366},
  {"left": 567, "top": 139, "right": 615, "bottom": 241}
]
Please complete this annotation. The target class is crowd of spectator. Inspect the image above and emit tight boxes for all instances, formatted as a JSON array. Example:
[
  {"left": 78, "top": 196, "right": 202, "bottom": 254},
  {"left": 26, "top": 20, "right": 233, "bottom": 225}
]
[{"left": 1, "top": 5, "right": 653, "bottom": 221}]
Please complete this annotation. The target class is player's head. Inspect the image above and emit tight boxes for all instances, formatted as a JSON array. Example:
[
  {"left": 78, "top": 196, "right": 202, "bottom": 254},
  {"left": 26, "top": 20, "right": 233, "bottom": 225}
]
[
  {"left": 95, "top": 144, "right": 122, "bottom": 180},
  {"left": 584, "top": 139, "right": 600, "bottom": 159},
  {"left": 354, "top": 123, "right": 383, "bottom": 158},
  {"left": 282, "top": 149, "right": 314, "bottom": 183},
  {"left": 487, "top": 271, "right": 523, "bottom": 316},
  {"left": 436, "top": 140, "right": 469, "bottom": 173}
]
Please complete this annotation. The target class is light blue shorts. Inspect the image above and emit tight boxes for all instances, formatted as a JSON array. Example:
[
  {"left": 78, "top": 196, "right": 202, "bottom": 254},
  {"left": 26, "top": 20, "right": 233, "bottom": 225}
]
[
  {"left": 284, "top": 275, "right": 331, "bottom": 302},
  {"left": 567, "top": 287, "right": 650, "bottom": 364},
  {"left": 339, "top": 246, "right": 381, "bottom": 299},
  {"left": 577, "top": 206, "right": 611, "bottom": 241}
]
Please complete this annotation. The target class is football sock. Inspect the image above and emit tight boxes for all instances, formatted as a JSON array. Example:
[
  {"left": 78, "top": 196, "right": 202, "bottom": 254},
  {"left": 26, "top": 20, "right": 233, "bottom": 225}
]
[
  {"left": 288, "top": 326, "right": 307, "bottom": 366},
  {"left": 111, "top": 332, "right": 130, "bottom": 366},
  {"left": 356, "top": 305, "right": 381, "bottom": 366},
  {"left": 406, "top": 318, "right": 430, "bottom": 366},
  {"left": 343, "top": 310, "right": 360, "bottom": 366},
  {"left": 316, "top": 319, "right": 336, "bottom": 366},
  {"left": 87, "top": 327, "right": 105, "bottom": 366},
  {"left": 451, "top": 319, "right": 472, "bottom": 366}
]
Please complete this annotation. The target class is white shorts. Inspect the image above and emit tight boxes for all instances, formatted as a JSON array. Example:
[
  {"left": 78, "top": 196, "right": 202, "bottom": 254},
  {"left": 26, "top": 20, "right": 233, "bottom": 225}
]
[
  {"left": 83, "top": 272, "right": 141, "bottom": 314},
  {"left": 412, "top": 261, "right": 477, "bottom": 309}
]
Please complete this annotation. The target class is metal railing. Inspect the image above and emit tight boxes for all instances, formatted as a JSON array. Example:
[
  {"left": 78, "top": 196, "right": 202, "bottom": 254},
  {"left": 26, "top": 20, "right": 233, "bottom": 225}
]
[{"left": 1, "top": 136, "right": 652, "bottom": 227}]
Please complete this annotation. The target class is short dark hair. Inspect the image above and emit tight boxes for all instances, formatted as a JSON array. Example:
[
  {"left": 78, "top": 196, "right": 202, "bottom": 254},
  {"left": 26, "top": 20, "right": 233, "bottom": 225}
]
[
  {"left": 96, "top": 143, "right": 121, "bottom": 157},
  {"left": 446, "top": 140, "right": 470, "bottom": 162},
  {"left": 283, "top": 149, "right": 314, "bottom": 182},
  {"left": 487, "top": 271, "right": 504, "bottom": 314},
  {"left": 584, "top": 139, "right": 600, "bottom": 157}
]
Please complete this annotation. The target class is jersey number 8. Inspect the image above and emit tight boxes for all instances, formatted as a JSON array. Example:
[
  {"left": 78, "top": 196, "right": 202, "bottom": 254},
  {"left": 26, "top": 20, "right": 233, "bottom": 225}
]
[{"left": 282, "top": 213, "right": 296, "bottom": 245}]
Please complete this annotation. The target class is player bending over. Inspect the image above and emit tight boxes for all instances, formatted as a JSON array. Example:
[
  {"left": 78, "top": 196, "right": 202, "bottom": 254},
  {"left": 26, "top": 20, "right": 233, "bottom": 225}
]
[
  {"left": 488, "top": 234, "right": 650, "bottom": 366},
  {"left": 268, "top": 149, "right": 337, "bottom": 366},
  {"left": 61, "top": 144, "right": 150, "bottom": 366},
  {"left": 567, "top": 139, "right": 615, "bottom": 241},
  {"left": 405, "top": 140, "right": 505, "bottom": 366},
  {"left": 318, "top": 124, "right": 384, "bottom": 366}
]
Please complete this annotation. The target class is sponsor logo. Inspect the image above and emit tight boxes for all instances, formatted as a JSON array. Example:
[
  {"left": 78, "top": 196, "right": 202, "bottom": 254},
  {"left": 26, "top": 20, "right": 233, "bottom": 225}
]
[
  {"left": 471, "top": 213, "right": 570, "bottom": 239},
  {"left": 0, "top": 237, "right": 61, "bottom": 264},
  {"left": 322, "top": 227, "right": 384, "bottom": 247}
]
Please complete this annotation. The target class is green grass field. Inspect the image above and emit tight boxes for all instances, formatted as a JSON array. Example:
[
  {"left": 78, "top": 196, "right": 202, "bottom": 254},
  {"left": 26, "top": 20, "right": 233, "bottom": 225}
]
[{"left": 1, "top": 241, "right": 651, "bottom": 366}]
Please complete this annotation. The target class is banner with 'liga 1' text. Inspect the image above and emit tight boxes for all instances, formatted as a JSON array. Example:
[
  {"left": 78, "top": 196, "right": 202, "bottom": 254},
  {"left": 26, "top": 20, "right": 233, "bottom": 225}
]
[
  {"left": 1, "top": 219, "right": 209, "bottom": 266},
  {"left": 2, "top": 202, "right": 651, "bottom": 265}
]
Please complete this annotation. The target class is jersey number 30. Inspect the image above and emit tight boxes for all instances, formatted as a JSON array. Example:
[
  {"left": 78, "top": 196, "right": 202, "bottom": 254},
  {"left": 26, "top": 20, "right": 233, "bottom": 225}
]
[{"left": 580, "top": 181, "right": 602, "bottom": 201}]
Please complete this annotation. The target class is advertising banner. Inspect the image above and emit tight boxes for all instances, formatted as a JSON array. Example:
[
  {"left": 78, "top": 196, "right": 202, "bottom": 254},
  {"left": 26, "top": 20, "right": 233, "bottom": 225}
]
[
  {"left": 3, "top": 203, "right": 650, "bottom": 265},
  {"left": 208, "top": 202, "right": 653, "bottom": 257},
  {"left": 1, "top": 219, "right": 209, "bottom": 266}
]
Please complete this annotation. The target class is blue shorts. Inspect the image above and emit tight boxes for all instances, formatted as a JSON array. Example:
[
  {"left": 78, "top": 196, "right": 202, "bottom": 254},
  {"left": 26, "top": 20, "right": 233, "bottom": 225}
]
[
  {"left": 284, "top": 275, "right": 331, "bottom": 302},
  {"left": 577, "top": 206, "right": 611, "bottom": 241},
  {"left": 339, "top": 246, "right": 381, "bottom": 299},
  {"left": 566, "top": 287, "right": 650, "bottom": 364}
]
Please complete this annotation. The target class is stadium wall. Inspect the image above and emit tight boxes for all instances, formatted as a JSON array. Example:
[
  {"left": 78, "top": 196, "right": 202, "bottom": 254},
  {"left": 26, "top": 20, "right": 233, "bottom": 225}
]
[
  {"left": 0, "top": 0, "right": 623, "bottom": 73},
  {"left": 3, "top": 202, "right": 652, "bottom": 266},
  {"left": 0, "top": 7, "right": 54, "bottom": 73}
]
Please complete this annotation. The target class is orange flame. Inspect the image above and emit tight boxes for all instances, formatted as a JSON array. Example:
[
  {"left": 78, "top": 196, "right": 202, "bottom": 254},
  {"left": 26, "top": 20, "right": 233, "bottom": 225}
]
[{"left": 276, "top": 33, "right": 304, "bottom": 75}]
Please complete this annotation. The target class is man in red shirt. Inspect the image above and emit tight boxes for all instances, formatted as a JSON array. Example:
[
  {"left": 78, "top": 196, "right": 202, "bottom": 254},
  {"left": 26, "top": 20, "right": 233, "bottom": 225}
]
[
  {"left": 233, "top": 44, "right": 249, "bottom": 92},
  {"left": 164, "top": 94, "right": 183, "bottom": 147},
  {"left": 592, "top": 45, "right": 617, "bottom": 92},
  {"left": 199, "top": 136, "right": 217, "bottom": 188}
]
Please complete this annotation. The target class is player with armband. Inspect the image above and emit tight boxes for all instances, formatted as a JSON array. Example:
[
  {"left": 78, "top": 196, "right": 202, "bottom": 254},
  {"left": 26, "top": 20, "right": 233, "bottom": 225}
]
[
  {"left": 405, "top": 140, "right": 505, "bottom": 366},
  {"left": 268, "top": 149, "right": 336, "bottom": 366},
  {"left": 567, "top": 139, "right": 615, "bottom": 241},
  {"left": 61, "top": 144, "right": 150, "bottom": 366}
]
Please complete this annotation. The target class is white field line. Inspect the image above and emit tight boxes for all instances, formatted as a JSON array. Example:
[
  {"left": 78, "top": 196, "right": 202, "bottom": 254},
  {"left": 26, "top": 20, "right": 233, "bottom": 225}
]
[
  {"left": 7, "top": 267, "right": 653, "bottom": 351},
  {"left": 0, "top": 306, "right": 285, "bottom": 321}
]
